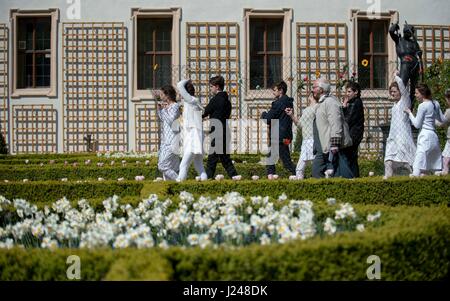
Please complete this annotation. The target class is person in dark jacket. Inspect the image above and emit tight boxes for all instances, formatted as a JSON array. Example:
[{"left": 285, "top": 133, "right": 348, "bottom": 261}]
[
  {"left": 202, "top": 75, "right": 239, "bottom": 179},
  {"left": 341, "top": 81, "right": 365, "bottom": 177},
  {"left": 261, "top": 81, "right": 296, "bottom": 178}
]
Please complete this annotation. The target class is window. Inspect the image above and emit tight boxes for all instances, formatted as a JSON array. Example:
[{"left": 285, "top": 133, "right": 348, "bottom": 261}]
[
  {"left": 17, "top": 17, "right": 51, "bottom": 88},
  {"left": 137, "top": 18, "right": 172, "bottom": 90},
  {"left": 250, "top": 18, "right": 283, "bottom": 89},
  {"left": 358, "top": 20, "right": 388, "bottom": 89},
  {"left": 10, "top": 8, "right": 58, "bottom": 97},
  {"left": 131, "top": 8, "right": 181, "bottom": 101},
  {"left": 243, "top": 8, "right": 292, "bottom": 98}
]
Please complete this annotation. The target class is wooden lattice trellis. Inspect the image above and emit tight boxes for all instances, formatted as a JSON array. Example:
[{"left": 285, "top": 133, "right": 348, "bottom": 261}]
[
  {"left": 12, "top": 105, "right": 57, "bottom": 153},
  {"left": 0, "top": 24, "right": 8, "bottom": 150},
  {"left": 186, "top": 23, "right": 240, "bottom": 151},
  {"left": 296, "top": 23, "right": 348, "bottom": 111},
  {"left": 414, "top": 25, "right": 450, "bottom": 66},
  {"left": 135, "top": 103, "right": 160, "bottom": 153},
  {"left": 62, "top": 22, "right": 128, "bottom": 152}
]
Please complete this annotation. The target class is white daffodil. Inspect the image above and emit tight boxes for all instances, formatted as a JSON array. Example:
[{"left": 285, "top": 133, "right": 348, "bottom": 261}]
[
  {"left": 323, "top": 218, "right": 337, "bottom": 235},
  {"left": 356, "top": 224, "right": 365, "bottom": 232}
]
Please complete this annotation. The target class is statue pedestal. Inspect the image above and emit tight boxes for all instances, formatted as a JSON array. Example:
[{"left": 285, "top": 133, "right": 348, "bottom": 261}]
[{"left": 378, "top": 123, "right": 419, "bottom": 158}]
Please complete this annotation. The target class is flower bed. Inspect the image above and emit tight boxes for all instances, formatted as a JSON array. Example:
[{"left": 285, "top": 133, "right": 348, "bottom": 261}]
[
  {"left": 0, "top": 204, "right": 448, "bottom": 280},
  {"left": 0, "top": 192, "right": 378, "bottom": 250}
]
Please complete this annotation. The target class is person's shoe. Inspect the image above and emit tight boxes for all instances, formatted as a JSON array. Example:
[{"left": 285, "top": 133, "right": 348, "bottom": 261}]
[
  {"left": 324, "top": 169, "right": 334, "bottom": 178},
  {"left": 267, "top": 174, "right": 274, "bottom": 180},
  {"left": 194, "top": 176, "right": 201, "bottom": 181},
  {"left": 289, "top": 175, "right": 298, "bottom": 180},
  {"left": 434, "top": 171, "right": 442, "bottom": 176},
  {"left": 272, "top": 174, "right": 279, "bottom": 180}
]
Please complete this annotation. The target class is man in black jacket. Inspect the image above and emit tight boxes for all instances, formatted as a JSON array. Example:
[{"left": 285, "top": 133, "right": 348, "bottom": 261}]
[
  {"left": 261, "top": 81, "right": 296, "bottom": 178},
  {"left": 202, "top": 75, "right": 238, "bottom": 179},
  {"left": 342, "top": 81, "right": 365, "bottom": 177}
]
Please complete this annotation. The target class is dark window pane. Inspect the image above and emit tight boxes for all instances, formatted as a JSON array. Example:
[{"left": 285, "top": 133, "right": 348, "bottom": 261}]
[
  {"left": 137, "top": 19, "right": 154, "bottom": 52},
  {"left": 35, "top": 54, "right": 50, "bottom": 87},
  {"left": 250, "top": 56, "right": 264, "bottom": 89},
  {"left": 358, "top": 21, "right": 370, "bottom": 54},
  {"left": 250, "top": 21, "right": 265, "bottom": 53},
  {"left": 35, "top": 18, "right": 51, "bottom": 50},
  {"left": 153, "top": 55, "right": 172, "bottom": 88},
  {"left": 156, "top": 23, "right": 171, "bottom": 51},
  {"left": 373, "top": 22, "right": 387, "bottom": 53},
  {"left": 267, "top": 21, "right": 282, "bottom": 51},
  {"left": 267, "top": 55, "right": 281, "bottom": 87},
  {"left": 358, "top": 60, "right": 370, "bottom": 90},
  {"left": 373, "top": 56, "right": 387, "bottom": 88},
  {"left": 137, "top": 53, "right": 151, "bottom": 89}
]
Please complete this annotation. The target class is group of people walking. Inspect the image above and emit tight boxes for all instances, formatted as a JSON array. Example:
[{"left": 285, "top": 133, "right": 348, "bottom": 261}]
[
  {"left": 155, "top": 73, "right": 450, "bottom": 181},
  {"left": 386, "top": 71, "right": 450, "bottom": 178},
  {"left": 156, "top": 75, "right": 239, "bottom": 182}
]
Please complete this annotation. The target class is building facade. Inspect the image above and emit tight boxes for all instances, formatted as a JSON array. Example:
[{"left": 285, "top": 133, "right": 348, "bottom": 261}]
[{"left": 0, "top": 0, "right": 449, "bottom": 155}]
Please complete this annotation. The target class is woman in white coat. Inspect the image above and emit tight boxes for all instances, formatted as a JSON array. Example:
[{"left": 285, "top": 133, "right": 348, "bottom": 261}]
[
  {"left": 383, "top": 72, "right": 416, "bottom": 179},
  {"left": 176, "top": 79, "right": 207, "bottom": 181},
  {"left": 405, "top": 83, "right": 446, "bottom": 177}
]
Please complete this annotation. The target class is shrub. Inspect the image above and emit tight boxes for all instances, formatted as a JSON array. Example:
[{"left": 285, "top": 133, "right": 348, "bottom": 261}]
[
  {"left": 0, "top": 181, "right": 143, "bottom": 204},
  {"left": 165, "top": 176, "right": 450, "bottom": 206}
]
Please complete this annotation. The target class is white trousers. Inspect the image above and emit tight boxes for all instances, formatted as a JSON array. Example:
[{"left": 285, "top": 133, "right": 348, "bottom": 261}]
[{"left": 177, "top": 150, "right": 207, "bottom": 181}]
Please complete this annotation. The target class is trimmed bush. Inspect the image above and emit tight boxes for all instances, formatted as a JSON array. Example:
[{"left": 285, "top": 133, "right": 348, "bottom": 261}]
[
  {"left": 0, "top": 165, "right": 161, "bottom": 181},
  {"left": 0, "top": 205, "right": 448, "bottom": 280},
  {"left": 165, "top": 176, "right": 450, "bottom": 206},
  {"left": 0, "top": 181, "right": 143, "bottom": 203},
  {"left": 0, "top": 160, "right": 386, "bottom": 181}
]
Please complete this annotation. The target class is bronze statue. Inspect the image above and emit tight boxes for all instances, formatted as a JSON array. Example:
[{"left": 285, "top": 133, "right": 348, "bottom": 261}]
[{"left": 389, "top": 21, "right": 423, "bottom": 108}]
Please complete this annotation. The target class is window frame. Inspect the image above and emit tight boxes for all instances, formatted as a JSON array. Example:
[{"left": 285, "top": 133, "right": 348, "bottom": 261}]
[
  {"left": 136, "top": 17, "right": 173, "bottom": 90},
  {"left": 16, "top": 16, "right": 52, "bottom": 89},
  {"left": 357, "top": 19, "right": 389, "bottom": 89},
  {"left": 10, "top": 8, "right": 59, "bottom": 98},
  {"left": 249, "top": 18, "right": 283, "bottom": 90},
  {"left": 351, "top": 9, "right": 398, "bottom": 96},
  {"left": 244, "top": 8, "right": 292, "bottom": 99},
  {"left": 131, "top": 8, "right": 181, "bottom": 102}
]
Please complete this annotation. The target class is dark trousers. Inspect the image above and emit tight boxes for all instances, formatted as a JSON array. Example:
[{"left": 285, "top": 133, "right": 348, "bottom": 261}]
[
  {"left": 266, "top": 143, "right": 296, "bottom": 175},
  {"left": 312, "top": 151, "right": 333, "bottom": 178},
  {"left": 206, "top": 153, "right": 237, "bottom": 179},
  {"left": 312, "top": 151, "right": 354, "bottom": 179},
  {"left": 342, "top": 145, "right": 360, "bottom": 178}
]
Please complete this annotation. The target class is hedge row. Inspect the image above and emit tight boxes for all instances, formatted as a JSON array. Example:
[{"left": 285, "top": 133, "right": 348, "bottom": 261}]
[
  {"left": 165, "top": 176, "right": 450, "bottom": 206},
  {"left": 0, "top": 160, "right": 386, "bottom": 181},
  {"left": 1, "top": 176, "right": 448, "bottom": 206},
  {"left": 0, "top": 205, "right": 448, "bottom": 280},
  {"left": 0, "top": 181, "right": 143, "bottom": 204},
  {"left": 0, "top": 157, "right": 159, "bottom": 166}
]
